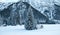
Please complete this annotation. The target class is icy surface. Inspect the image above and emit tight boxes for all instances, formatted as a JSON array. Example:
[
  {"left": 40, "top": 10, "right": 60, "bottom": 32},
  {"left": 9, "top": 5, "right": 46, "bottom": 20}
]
[{"left": 0, "top": 24, "right": 60, "bottom": 35}]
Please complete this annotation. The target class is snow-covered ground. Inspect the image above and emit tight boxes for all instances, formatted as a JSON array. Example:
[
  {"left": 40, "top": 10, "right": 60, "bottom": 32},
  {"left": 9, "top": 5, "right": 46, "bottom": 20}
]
[{"left": 0, "top": 24, "right": 60, "bottom": 35}]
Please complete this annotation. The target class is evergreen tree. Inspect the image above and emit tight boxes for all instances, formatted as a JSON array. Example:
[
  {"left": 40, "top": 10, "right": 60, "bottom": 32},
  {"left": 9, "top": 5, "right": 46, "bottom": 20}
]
[{"left": 25, "top": 6, "right": 37, "bottom": 30}]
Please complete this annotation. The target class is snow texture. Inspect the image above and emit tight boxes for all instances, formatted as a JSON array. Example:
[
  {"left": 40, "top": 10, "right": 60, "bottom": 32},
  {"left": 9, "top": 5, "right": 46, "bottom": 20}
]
[{"left": 0, "top": 24, "right": 60, "bottom": 35}]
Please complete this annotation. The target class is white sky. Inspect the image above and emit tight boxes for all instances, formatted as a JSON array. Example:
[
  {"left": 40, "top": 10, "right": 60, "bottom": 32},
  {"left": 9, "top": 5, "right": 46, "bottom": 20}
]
[
  {"left": 0, "top": 0, "right": 60, "bottom": 3},
  {"left": 0, "top": 0, "right": 19, "bottom": 2}
]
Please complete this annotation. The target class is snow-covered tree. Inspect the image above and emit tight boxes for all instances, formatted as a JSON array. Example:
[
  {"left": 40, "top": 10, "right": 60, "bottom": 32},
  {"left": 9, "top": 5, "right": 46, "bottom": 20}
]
[{"left": 25, "top": 6, "right": 37, "bottom": 30}]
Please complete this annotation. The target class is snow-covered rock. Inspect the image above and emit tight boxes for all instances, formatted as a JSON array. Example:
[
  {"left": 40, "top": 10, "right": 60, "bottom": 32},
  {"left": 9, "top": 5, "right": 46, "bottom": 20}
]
[
  {"left": 54, "top": 0, "right": 60, "bottom": 6},
  {"left": 0, "top": 2, "right": 13, "bottom": 11},
  {"left": 0, "top": 0, "right": 60, "bottom": 26}
]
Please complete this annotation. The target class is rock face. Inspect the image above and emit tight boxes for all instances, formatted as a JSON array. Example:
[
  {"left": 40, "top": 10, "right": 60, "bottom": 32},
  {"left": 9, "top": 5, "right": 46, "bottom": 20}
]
[
  {"left": 0, "top": 1, "right": 27, "bottom": 26},
  {"left": 0, "top": 0, "right": 60, "bottom": 26},
  {"left": 54, "top": 4, "right": 60, "bottom": 20},
  {"left": 0, "top": 2, "right": 12, "bottom": 11},
  {"left": 0, "top": 1, "right": 47, "bottom": 26}
]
